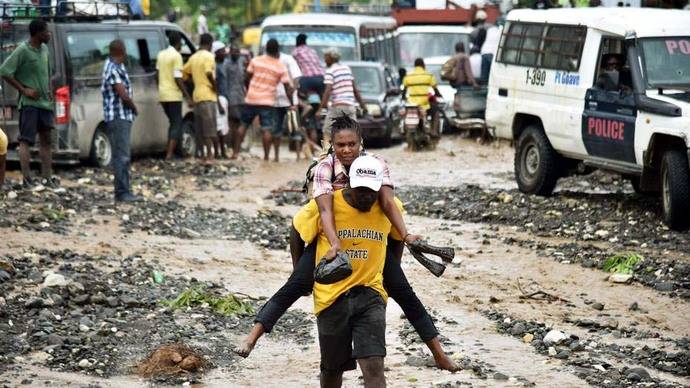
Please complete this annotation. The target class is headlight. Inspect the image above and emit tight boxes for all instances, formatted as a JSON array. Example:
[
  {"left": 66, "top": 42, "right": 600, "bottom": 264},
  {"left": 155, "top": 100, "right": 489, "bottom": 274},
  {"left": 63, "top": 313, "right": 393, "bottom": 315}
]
[{"left": 366, "top": 103, "right": 382, "bottom": 117}]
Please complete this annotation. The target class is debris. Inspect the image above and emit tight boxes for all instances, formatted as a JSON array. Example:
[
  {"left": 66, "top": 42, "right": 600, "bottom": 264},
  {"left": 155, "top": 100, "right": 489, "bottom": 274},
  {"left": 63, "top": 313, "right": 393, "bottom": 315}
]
[
  {"left": 42, "top": 272, "right": 68, "bottom": 288},
  {"left": 517, "top": 278, "right": 570, "bottom": 303},
  {"left": 137, "top": 343, "right": 208, "bottom": 378},
  {"left": 543, "top": 330, "right": 567, "bottom": 345}
]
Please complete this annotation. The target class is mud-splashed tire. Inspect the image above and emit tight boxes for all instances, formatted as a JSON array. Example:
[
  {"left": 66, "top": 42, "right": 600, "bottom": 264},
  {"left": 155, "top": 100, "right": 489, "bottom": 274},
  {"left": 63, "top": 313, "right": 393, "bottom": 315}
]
[
  {"left": 178, "top": 119, "right": 196, "bottom": 158},
  {"left": 515, "top": 125, "right": 560, "bottom": 196},
  {"left": 90, "top": 127, "right": 112, "bottom": 168},
  {"left": 660, "top": 149, "right": 690, "bottom": 230}
]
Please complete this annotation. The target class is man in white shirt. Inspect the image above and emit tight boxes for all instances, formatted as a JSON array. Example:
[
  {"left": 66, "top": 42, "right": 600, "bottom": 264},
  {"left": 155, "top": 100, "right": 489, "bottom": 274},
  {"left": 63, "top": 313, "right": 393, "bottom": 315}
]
[
  {"left": 268, "top": 52, "right": 301, "bottom": 162},
  {"left": 480, "top": 24, "right": 502, "bottom": 82}
]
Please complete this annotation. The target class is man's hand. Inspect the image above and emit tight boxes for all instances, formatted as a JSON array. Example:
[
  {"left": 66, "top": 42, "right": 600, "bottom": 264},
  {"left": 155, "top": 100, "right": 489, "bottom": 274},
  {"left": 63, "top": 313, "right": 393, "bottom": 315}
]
[
  {"left": 131, "top": 104, "right": 139, "bottom": 116},
  {"left": 187, "top": 99, "right": 195, "bottom": 109},
  {"left": 289, "top": 104, "right": 297, "bottom": 111},
  {"left": 404, "top": 234, "right": 423, "bottom": 245},
  {"left": 22, "top": 88, "right": 39, "bottom": 99},
  {"left": 324, "top": 241, "right": 341, "bottom": 260}
]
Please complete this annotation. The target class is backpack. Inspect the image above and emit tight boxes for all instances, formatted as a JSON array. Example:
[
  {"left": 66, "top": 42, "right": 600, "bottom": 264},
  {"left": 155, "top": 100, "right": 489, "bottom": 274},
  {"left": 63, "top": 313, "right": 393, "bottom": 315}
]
[{"left": 441, "top": 56, "right": 459, "bottom": 82}]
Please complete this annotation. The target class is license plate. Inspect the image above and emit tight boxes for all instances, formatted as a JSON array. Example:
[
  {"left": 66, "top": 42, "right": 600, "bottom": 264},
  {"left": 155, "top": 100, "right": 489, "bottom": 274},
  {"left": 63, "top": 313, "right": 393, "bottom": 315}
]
[{"left": 404, "top": 114, "right": 419, "bottom": 126}]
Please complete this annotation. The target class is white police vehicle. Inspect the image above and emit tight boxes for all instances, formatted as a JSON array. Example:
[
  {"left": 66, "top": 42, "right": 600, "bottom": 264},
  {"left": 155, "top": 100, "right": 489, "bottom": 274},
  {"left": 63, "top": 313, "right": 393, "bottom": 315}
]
[{"left": 486, "top": 8, "right": 690, "bottom": 230}]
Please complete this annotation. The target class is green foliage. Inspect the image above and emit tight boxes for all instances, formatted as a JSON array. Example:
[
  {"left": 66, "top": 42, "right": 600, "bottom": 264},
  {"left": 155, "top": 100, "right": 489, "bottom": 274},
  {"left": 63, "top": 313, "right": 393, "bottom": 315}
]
[
  {"left": 162, "top": 285, "right": 254, "bottom": 316},
  {"left": 603, "top": 252, "right": 643, "bottom": 274}
]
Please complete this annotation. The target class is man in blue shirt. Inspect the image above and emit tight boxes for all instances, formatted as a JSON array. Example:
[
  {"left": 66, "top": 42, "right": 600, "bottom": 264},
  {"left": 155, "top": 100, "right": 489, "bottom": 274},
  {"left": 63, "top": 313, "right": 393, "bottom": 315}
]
[{"left": 101, "top": 40, "right": 139, "bottom": 202}]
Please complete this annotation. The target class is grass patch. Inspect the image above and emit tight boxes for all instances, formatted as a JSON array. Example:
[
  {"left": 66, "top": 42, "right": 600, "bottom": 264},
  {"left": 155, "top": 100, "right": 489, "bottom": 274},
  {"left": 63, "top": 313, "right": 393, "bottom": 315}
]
[
  {"left": 162, "top": 285, "right": 254, "bottom": 316},
  {"left": 603, "top": 252, "right": 643, "bottom": 274}
]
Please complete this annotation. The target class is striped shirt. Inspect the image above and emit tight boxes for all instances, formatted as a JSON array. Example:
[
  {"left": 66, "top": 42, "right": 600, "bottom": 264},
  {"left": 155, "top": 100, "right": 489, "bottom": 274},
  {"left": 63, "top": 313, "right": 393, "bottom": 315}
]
[
  {"left": 292, "top": 45, "right": 325, "bottom": 77},
  {"left": 101, "top": 58, "right": 134, "bottom": 122},
  {"left": 245, "top": 55, "right": 289, "bottom": 107},
  {"left": 312, "top": 152, "right": 393, "bottom": 199},
  {"left": 324, "top": 63, "right": 356, "bottom": 106}
]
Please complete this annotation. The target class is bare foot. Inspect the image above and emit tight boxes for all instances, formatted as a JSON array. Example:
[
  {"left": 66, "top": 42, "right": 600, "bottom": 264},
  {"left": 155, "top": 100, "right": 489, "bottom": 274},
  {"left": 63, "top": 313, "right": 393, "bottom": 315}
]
[
  {"left": 434, "top": 352, "right": 461, "bottom": 372},
  {"left": 233, "top": 340, "right": 255, "bottom": 358}
]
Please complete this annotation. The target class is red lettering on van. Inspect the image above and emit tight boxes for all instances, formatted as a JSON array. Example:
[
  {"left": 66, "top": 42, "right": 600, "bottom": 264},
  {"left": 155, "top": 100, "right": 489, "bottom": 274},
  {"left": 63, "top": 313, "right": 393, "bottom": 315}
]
[
  {"left": 587, "top": 118, "right": 625, "bottom": 141},
  {"left": 666, "top": 39, "right": 690, "bottom": 55}
]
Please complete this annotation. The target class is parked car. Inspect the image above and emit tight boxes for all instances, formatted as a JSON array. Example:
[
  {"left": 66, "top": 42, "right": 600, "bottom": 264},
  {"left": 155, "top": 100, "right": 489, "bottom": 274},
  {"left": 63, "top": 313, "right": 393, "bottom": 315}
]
[
  {"left": 345, "top": 61, "right": 402, "bottom": 147},
  {"left": 486, "top": 8, "right": 690, "bottom": 230},
  {"left": 0, "top": 13, "right": 197, "bottom": 167}
]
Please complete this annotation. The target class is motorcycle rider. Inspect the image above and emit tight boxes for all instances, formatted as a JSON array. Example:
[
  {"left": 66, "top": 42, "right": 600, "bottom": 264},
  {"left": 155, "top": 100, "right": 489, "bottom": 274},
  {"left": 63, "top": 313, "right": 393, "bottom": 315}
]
[{"left": 402, "top": 58, "right": 443, "bottom": 137}]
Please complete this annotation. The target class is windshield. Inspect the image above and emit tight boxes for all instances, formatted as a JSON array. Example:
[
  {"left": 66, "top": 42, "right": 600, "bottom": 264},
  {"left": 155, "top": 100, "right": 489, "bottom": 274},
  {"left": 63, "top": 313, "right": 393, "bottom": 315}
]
[
  {"left": 260, "top": 29, "right": 357, "bottom": 61},
  {"left": 351, "top": 66, "right": 383, "bottom": 94},
  {"left": 425, "top": 64, "right": 448, "bottom": 85},
  {"left": 640, "top": 37, "right": 690, "bottom": 88},
  {"left": 398, "top": 32, "right": 469, "bottom": 68}
]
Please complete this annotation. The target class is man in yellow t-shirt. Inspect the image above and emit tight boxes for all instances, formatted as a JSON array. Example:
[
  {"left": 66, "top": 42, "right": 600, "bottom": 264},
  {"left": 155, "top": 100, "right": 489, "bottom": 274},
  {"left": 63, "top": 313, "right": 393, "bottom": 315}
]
[
  {"left": 293, "top": 155, "right": 400, "bottom": 387},
  {"left": 402, "top": 57, "right": 443, "bottom": 136},
  {"left": 182, "top": 33, "right": 219, "bottom": 162},
  {"left": 157, "top": 31, "right": 193, "bottom": 160},
  {"left": 0, "top": 127, "right": 7, "bottom": 187}
]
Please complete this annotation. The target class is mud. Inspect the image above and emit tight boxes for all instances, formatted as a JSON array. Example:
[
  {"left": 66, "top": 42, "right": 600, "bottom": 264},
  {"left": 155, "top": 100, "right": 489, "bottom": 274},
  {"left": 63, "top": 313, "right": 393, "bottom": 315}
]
[{"left": 1, "top": 136, "right": 689, "bottom": 387}]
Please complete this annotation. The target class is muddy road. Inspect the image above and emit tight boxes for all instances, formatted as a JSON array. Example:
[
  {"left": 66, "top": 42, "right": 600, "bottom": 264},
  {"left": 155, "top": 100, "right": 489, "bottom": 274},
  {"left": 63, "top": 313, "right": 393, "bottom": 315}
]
[{"left": 1, "top": 136, "right": 688, "bottom": 387}]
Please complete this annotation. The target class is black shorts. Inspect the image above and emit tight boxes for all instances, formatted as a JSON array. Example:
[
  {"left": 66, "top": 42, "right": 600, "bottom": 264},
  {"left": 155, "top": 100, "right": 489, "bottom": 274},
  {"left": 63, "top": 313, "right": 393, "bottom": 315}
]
[
  {"left": 317, "top": 286, "right": 386, "bottom": 373},
  {"left": 18, "top": 106, "right": 54, "bottom": 145}
]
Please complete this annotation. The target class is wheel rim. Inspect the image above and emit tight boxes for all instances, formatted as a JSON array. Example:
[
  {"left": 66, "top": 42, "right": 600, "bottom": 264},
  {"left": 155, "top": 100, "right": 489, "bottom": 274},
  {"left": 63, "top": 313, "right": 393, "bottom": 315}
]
[
  {"left": 94, "top": 132, "right": 111, "bottom": 167},
  {"left": 524, "top": 143, "right": 540, "bottom": 177},
  {"left": 181, "top": 130, "right": 195, "bottom": 157},
  {"left": 662, "top": 166, "right": 671, "bottom": 216}
]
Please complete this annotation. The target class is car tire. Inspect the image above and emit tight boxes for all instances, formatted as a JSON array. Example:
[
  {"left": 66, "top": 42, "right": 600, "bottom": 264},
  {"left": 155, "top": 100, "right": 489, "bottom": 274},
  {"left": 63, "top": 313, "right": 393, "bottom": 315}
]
[
  {"left": 177, "top": 119, "right": 196, "bottom": 158},
  {"left": 90, "top": 127, "right": 112, "bottom": 168},
  {"left": 660, "top": 149, "right": 690, "bottom": 230},
  {"left": 515, "top": 125, "right": 560, "bottom": 196}
]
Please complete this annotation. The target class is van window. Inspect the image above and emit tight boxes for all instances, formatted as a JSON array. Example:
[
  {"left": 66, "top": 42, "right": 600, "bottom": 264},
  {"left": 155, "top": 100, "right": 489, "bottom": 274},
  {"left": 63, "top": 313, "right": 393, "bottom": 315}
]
[
  {"left": 120, "top": 32, "right": 161, "bottom": 74},
  {"left": 498, "top": 22, "right": 586, "bottom": 71},
  {"left": 66, "top": 31, "right": 112, "bottom": 78}
]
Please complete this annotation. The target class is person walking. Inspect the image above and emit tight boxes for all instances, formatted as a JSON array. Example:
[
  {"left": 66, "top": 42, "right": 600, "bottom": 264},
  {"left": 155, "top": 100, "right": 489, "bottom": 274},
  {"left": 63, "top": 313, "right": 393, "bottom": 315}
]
[
  {"left": 292, "top": 33, "right": 325, "bottom": 95},
  {"left": 0, "top": 19, "right": 55, "bottom": 187},
  {"left": 272, "top": 51, "right": 301, "bottom": 162},
  {"left": 157, "top": 31, "right": 193, "bottom": 160},
  {"left": 231, "top": 39, "right": 293, "bottom": 160},
  {"left": 101, "top": 40, "right": 139, "bottom": 203},
  {"left": 317, "top": 48, "right": 367, "bottom": 147},
  {"left": 183, "top": 33, "right": 220, "bottom": 162},
  {"left": 0, "top": 127, "right": 6, "bottom": 188},
  {"left": 223, "top": 45, "right": 246, "bottom": 148},
  {"left": 212, "top": 41, "right": 230, "bottom": 158}
]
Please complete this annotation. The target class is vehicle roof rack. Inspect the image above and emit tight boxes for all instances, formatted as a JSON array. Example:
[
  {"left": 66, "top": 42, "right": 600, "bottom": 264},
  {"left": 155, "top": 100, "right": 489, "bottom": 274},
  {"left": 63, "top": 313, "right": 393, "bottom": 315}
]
[
  {"left": 0, "top": 1, "right": 130, "bottom": 22},
  {"left": 298, "top": 3, "right": 391, "bottom": 16}
]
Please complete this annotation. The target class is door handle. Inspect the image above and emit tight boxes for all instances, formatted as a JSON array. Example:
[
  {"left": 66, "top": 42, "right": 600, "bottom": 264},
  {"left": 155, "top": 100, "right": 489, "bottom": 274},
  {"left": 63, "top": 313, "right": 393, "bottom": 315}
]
[{"left": 498, "top": 88, "right": 508, "bottom": 97}]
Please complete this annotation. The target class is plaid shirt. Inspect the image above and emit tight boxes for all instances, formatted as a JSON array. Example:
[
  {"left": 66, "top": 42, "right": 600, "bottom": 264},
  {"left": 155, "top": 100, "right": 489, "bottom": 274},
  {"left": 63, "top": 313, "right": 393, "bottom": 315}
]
[
  {"left": 101, "top": 58, "right": 134, "bottom": 122},
  {"left": 312, "top": 153, "right": 394, "bottom": 198},
  {"left": 292, "top": 45, "right": 325, "bottom": 77}
]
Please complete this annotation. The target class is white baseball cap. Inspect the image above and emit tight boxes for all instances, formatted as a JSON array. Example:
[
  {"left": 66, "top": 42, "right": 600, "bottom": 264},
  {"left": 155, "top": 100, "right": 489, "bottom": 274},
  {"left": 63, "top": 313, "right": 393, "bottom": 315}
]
[
  {"left": 211, "top": 41, "right": 226, "bottom": 54},
  {"left": 350, "top": 155, "right": 384, "bottom": 192}
]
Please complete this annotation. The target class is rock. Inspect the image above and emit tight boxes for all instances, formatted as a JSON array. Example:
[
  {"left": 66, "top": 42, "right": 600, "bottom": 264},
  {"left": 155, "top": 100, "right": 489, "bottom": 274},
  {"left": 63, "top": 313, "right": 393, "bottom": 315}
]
[
  {"left": 555, "top": 350, "right": 571, "bottom": 359},
  {"left": 602, "top": 318, "right": 619, "bottom": 329},
  {"left": 591, "top": 302, "right": 604, "bottom": 311},
  {"left": 78, "top": 359, "right": 92, "bottom": 368},
  {"left": 47, "top": 334, "right": 64, "bottom": 346},
  {"left": 543, "top": 330, "right": 567, "bottom": 345},
  {"left": 627, "top": 367, "right": 650, "bottom": 380},
  {"left": 72, "top": 294, "right": 90, "bottom": 305},
  {"left": 0, "top": 270, "right": 12, "bottom": 282},
  {"left": 569, "top": 341, "right": 585, "bottom": 352},
  {"left": 629, "top": 302, "right": 639, "bottom": 311},
  {"left": 654, "top": 282, "right": 674, "bottom": 292},
  {"left": 181, "top": 227, "right": 201, "bottom": 239},
  {"left": 523, "top": 333, "right": 534, "bottom": 343},
  {"left": 42, "top": 272, "right": 68, "bottom": 288},
  {"left": 626, "top": 372, "right": 641, "bottom": 382},
  {"left": 90, "top": 293, "right": 107, "bottom": 305},
  {"left": 493, "top": 372, "right": 509, "bottom": 380},
  {"left": 67, "top": 281, "right": 85, "bottom": 295},
  {"left": 548, "top": 347, "right": 557, "bottom": 356},
  {"left": 7, "top": 190, "right": 17, "bottom": 199},
  {"left": 105, "top": 297, "right": 119, "bottom": 307},
  {"left": 120, "top": 295, "right": 139, "bottom": 307},
  {"left": 609, "top": 274, "right": 633, "bottom": 283},
  {"left": 510, "top": 322, "right": 526, "bottom": 336},
  {"left": 594, "top": 230, "right": 609, "bottom": 238},
  {"left": 25, "top": 297, "right": 50, "bottom": 309},
  {"left": 79, "top": 324, "right": 90, "bottom": 332}
]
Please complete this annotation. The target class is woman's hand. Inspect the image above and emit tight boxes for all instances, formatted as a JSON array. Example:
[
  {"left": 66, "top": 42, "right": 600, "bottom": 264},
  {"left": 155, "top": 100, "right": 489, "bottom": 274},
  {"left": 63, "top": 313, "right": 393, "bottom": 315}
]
[{"left": 324, "top": 240, "right": 341, "bottom": 260}]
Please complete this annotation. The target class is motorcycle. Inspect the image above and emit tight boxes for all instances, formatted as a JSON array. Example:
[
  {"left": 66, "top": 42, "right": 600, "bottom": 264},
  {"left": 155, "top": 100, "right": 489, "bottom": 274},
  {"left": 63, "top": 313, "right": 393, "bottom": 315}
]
[{"left": 401, "top": 94, "right": 445, "bottom": 151}]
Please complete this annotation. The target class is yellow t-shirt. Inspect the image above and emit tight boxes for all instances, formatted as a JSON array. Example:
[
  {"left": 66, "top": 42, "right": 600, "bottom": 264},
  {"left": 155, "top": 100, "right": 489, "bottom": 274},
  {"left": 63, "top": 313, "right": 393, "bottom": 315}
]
[
  {"left": 157, "top": 46, "right": 184, "bottom": 102},
  {"left": 0, "top": 127, "right": 7, "bottom": 156},
  {"left": 293, "top": 190, "right": 403, "bottom": 315},
  {"left": 182, "top": 49, "right": 217, "bottom": 103},
  {"left": 403, "top": 66, "right": 437, "bottom": 110}
]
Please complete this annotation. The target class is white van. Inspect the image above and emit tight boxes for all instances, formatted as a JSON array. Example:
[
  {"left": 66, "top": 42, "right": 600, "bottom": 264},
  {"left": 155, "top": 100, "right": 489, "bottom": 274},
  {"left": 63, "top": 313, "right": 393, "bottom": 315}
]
[{"left": 485, "top": 8, "right": 690, "bottom": 230}]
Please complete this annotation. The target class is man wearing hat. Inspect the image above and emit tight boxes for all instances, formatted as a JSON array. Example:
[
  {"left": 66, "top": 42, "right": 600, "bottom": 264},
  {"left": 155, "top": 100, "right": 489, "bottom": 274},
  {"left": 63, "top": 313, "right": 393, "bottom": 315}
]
[{"left": 291, "top": 155, "right": 399, "bottom": 387}]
